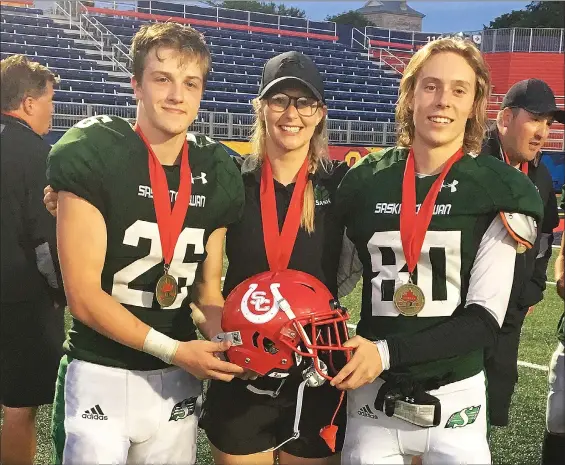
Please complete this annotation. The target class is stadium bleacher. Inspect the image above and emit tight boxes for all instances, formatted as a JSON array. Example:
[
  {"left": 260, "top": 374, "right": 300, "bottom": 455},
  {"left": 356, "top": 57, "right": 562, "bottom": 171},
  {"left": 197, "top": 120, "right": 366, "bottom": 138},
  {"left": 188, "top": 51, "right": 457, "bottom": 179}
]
[{"left": 0, "top": 2, "right": 400, "bottom": 126}]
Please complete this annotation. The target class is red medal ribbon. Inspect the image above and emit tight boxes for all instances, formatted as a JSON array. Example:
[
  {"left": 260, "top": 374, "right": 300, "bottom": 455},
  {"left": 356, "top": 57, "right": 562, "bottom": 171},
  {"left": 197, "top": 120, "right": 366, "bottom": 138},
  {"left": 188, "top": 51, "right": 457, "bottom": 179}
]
[
  {"left": 503, "top": 151, "right": 528, "bottom": 175},
  {"left": 400, "top": 147, "right": 464, "bottom": 275},
  {"left": 135, "top": 125, "right": 191, "bottom": 267},
  {"left": 260, "top": 156, "right": 309, "bottom": 271}
]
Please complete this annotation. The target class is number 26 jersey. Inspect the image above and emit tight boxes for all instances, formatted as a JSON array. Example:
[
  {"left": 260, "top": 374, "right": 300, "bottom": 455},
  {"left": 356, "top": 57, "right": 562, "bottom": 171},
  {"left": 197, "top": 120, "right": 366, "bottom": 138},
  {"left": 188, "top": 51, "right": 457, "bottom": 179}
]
[{"left": 47, "top": 116, "right": 244, "bottom": 370}]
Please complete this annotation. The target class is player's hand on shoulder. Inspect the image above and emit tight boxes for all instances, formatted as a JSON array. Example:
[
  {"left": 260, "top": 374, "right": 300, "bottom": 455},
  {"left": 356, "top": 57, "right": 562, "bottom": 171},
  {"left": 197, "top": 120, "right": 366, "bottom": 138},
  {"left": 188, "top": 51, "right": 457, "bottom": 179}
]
[
  {"left": 44, "top": 185, "right": 58, "bottom": 217},
  {"left": 172, "top": 339, "right": 245, "bottom": 382},
  {"left": 330, "top": 335, "right": 383, "bottom": 390}
]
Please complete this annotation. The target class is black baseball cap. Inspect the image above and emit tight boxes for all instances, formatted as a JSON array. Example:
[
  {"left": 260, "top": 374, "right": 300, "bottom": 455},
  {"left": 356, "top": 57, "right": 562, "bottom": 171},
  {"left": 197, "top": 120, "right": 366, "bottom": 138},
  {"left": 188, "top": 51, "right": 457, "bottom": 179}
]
[
  {"left": 258, "top": 51, "right": 325, "bottom": 103},
  {"left": 501, "top": 78, "right": 565, "bottom": 124}
]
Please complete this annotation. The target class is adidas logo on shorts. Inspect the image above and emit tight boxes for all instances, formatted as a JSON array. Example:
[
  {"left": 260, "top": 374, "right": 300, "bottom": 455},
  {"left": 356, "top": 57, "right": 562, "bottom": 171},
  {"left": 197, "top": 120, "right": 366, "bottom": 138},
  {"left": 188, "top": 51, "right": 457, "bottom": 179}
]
[
  {"left": 82, "top": 404, "right": 108, "bottom": 421},
  {"left": 357, "top": 404, "right": 379, "bottom": 420}
]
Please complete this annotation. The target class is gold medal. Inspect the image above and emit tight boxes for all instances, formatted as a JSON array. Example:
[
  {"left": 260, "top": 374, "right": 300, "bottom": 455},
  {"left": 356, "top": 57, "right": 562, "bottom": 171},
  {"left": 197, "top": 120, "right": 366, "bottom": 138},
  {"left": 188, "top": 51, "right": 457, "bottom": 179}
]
[
  {"left": 393, "top": 282, "right": 425, "bottom": 317},
  {"left": 516, "top": 243, "right": 527, "bottom": 254},
  {"left": 156, "top": 272, "right": 178, "bottom": 308}
]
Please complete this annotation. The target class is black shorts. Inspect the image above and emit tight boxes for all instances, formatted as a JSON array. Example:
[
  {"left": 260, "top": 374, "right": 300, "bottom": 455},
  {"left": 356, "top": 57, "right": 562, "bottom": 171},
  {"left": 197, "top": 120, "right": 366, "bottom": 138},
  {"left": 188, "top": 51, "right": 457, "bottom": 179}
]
[
  {"left": 0, "top": 298, "right": 65, "bottom": 407},
  {"left": 200, "top": 375, "right": 346, "bottom": 458}
]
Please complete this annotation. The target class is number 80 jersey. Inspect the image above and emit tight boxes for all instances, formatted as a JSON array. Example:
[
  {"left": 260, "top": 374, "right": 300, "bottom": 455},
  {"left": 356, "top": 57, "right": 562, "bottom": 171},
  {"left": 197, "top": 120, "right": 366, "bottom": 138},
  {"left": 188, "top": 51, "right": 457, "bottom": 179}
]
[
  {"left": 47, "top": 116, "right": 244, "bottom": 370},
  {"left": 336, "top": 147, "right": 543, "bottom": 380}
]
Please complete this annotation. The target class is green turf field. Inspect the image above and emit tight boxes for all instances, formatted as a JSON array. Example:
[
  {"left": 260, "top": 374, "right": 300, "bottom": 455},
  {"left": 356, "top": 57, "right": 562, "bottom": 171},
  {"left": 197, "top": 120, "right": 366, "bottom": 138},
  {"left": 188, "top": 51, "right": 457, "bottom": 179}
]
[{"left": 4, "top": 249, "right": 562, "bottom": 465}]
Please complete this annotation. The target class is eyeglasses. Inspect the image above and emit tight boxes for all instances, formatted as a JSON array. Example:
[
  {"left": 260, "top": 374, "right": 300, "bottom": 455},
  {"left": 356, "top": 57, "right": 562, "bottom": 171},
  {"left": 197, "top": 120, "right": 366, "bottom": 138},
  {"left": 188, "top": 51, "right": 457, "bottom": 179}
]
[{"left": 265, "top": 93, "right": 321, "bottom": 117}]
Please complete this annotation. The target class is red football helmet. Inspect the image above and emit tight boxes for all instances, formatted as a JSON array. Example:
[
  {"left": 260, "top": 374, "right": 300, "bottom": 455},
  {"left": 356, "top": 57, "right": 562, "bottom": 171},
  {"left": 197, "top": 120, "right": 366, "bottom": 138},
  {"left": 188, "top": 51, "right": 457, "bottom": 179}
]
[{"left": 221, "top": 269, "right": 352, "bottom": 384}]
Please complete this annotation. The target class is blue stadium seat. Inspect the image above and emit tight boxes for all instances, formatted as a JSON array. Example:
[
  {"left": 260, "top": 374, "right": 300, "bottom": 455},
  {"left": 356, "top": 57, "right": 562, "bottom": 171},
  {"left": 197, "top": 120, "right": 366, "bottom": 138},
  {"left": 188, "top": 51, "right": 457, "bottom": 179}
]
[
  {"left": 50, "top": 67, "right": 109, "bottom": 82},
  {"left": 1, "top": 42, "right": 85, "bottom": 59},
  {"left": 0, "top": 22, "right": 69, "bottom": 39},
  {"left": 0, "top": 5, "right": 44, "bottom": 15},
  {"left": 0, "top": 32, "right": 74, "bottom": 48},
  {"left": 1, "top": 13, "right": 53, "bottom": 28}
]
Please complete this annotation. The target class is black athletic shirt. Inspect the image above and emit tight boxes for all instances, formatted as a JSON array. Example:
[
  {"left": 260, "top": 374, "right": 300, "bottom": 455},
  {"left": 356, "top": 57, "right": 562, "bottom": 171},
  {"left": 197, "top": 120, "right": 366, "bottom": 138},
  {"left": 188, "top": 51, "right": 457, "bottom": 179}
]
[{"left": 223, "top": 156, "right": 348, "bottom": 298}]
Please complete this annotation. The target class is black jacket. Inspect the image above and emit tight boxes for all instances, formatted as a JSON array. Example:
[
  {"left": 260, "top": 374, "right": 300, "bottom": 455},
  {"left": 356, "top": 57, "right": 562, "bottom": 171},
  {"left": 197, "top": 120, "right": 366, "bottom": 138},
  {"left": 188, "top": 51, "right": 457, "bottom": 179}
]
[
  {"left": 0, "top": 114, "right": 64, "bottom": 305},
  {"left": 480, "top": 123, "right": 559, "bottom": 312}
]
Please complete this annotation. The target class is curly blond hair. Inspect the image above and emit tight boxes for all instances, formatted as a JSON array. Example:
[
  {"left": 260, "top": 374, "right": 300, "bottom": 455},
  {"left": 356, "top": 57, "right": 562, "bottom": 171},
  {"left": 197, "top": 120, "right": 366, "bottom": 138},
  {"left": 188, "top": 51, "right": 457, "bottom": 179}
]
[{"left": 396, "top": 37, "right": 491, "bottom": 154}]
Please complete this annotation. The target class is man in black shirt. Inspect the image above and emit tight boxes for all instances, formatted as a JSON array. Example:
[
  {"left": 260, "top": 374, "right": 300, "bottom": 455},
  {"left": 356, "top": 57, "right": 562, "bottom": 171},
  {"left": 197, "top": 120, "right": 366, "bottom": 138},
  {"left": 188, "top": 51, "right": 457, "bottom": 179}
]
[
  {"left": 0, "top": 55, "right": 64, "bottom": 465},
  {"left": 480, "top": 79, "right": 562, "bottom": 427}
]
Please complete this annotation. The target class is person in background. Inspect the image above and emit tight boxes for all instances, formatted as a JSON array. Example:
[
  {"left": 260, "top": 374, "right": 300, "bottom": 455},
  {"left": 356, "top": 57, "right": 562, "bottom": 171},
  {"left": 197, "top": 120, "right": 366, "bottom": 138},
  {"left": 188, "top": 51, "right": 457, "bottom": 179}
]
[
  {"left": 480, "top": 78, "right": 562, "bottom": 428},
  {"left": 541, "top": 183, "right": 565, "bottom": 465},
  {"left": 0, "top": 54, "right": 64, "bottom": 465}
]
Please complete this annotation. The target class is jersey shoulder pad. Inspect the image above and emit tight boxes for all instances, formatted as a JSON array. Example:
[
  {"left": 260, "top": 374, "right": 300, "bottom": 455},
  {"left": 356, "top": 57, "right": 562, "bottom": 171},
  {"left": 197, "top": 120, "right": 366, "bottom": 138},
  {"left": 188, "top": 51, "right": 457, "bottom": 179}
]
[
  {"left": 46, "top": 115, "right": 131, "bottom": 214},
  {"left": 499, "top": 212, "right": 537, "bottom": 251},
  {"left": 350, "top": 146, "right": 406, "bottom": 172},
  {"left": 470, "top": 155, "right": 544, "bottom": 223},
  {"left": 318, "top": 159, "right": 349, "bottom": 184},
  {"left": 189, "top": 133, "right": 244, "bottom": 227},
  {"left": 64, "top": 115, "right": 135, "bottom": 143}
]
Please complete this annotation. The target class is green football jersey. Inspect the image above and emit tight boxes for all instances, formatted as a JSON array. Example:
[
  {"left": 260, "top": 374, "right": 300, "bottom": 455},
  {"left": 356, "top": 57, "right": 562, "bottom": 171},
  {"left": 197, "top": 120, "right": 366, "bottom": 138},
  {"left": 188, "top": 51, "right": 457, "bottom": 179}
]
[
  {"left": 337, "top": 147, "right": 543, "bottom": 381},
  {"left": 47, "top": 115, "right": 245, "bottom": 370}
]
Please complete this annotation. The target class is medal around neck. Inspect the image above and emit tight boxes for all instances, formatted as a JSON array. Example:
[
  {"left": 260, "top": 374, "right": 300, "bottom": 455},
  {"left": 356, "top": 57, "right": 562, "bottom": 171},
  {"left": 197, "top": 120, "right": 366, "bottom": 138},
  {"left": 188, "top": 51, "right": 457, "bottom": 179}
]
[
  {"left": 396, "top": 147, "right": 464, "bottom": 317},
  {"left": 393, "top": 282, "right": 425, "bottom": 317},
  {"left": 134, "top": 124, "right": 191, "bottom": 310},
  {"left": 156, "top": 269, "right": 179, "bottom": 308}
]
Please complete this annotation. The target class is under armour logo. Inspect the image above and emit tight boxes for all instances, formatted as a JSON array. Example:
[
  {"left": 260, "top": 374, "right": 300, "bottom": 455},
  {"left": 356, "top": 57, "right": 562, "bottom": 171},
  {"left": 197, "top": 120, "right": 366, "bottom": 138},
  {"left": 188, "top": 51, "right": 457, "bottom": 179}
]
[
  {"left": 441, "top": 180, "right": 458, "bottom": 193},
  {"left": 249, "top": 291, "right": 271, "bottom": 312},
  {"left": 192, "top": 172, "right": 207, "bottom": 184}
]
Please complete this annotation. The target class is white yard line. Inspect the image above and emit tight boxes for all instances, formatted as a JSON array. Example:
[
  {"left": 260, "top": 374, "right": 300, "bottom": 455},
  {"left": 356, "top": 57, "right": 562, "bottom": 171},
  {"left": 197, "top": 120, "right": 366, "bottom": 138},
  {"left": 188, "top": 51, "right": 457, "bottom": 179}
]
[{"left": 517, "top": 360, "right": 548, "bottom": 372}]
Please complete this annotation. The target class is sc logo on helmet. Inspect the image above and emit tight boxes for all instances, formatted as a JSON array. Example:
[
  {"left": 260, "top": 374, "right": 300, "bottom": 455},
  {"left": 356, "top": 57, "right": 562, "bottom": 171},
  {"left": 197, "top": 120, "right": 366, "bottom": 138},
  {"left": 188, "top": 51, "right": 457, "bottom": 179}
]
[{"left": 240, "top": 283, "right": 283, "bottom": 324}]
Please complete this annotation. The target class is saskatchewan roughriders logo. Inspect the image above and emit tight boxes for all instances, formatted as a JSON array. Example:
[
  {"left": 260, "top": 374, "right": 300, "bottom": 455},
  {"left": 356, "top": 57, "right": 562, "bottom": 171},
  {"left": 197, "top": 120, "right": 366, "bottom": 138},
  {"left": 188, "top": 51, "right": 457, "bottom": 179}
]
[
  {"left": 445, "top": 406, "right": 481, "bottom": 428},
  {"left": 314, "top": 185, "right": 331, "bottom": 206},
  {"left": 169, "top": 397, "right": 197, "bottom": 421}
]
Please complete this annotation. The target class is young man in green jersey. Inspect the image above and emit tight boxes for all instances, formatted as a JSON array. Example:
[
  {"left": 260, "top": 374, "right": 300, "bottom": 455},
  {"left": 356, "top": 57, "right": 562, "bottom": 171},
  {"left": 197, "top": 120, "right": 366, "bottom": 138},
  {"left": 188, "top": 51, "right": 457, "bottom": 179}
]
[
  {"left": 46, "top": 22, "right": 245, "bottom": 464},
  {"left": 332, "top": 37, "right": 543, "bottom": 464}
]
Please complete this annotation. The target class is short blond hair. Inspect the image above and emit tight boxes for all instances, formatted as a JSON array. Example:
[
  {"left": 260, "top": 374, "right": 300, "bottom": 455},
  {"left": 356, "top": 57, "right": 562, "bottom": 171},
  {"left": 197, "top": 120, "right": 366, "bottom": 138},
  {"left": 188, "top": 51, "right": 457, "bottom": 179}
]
[
  {"left": 131, "top": 22, "right": 211, "bottom": 84},
  {"left": 249, "top": 98, "right": 329, "bottom": 234},
  {"left": 396, "top": 37, "right": 491, "bottom": 154},
  {"left": 1, "top": 55, "right": 59, "bottom": 112}
]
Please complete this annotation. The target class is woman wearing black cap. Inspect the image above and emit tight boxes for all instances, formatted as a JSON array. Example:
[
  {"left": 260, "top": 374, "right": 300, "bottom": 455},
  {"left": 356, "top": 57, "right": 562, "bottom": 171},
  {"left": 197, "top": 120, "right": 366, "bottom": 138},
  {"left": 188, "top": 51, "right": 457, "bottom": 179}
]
[{"left": 198, "top": 51, "right": 351, "bottom": 465}]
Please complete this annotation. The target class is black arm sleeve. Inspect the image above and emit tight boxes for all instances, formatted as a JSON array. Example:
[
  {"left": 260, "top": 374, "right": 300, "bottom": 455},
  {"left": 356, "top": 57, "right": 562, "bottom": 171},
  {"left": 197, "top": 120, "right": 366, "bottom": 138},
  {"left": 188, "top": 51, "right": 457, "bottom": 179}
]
[{"left": 386, "top": 304, "right": 499, "bottom": 368}]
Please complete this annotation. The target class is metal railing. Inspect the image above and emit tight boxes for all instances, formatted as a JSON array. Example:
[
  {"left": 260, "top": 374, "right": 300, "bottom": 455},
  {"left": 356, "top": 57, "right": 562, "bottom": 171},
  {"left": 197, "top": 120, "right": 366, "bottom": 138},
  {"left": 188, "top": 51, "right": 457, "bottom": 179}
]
[
  {"left": 351, "top": 27, "right": 369, "bottom": 51},
  {"left": 89, "top": 1, "right": 337, "bottom": 38},
  {"left": 481, "top": 28, "right": 564, "bottom": 53},
  {"left": 52, "top": 1, "right": 131, "bottom": 74},
  {"left": 51, "top": 102, "right": 397, "bottom": 146},
  {"left": 52, "top": 102, "right": 564, "bottom": 151},
  {"left": 364, "top": 26, "right": 564, "bottom": 53}
]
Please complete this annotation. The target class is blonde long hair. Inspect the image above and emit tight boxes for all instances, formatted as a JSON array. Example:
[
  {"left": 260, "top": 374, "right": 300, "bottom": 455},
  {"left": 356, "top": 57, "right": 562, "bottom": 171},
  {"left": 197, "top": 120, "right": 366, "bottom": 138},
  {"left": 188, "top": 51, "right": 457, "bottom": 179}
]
[
  {"left": 396, "top": 37, "right": 491, "bottom": 155},
  {"left": 249, "top": 97, "right": 329, "bottom": 233}
]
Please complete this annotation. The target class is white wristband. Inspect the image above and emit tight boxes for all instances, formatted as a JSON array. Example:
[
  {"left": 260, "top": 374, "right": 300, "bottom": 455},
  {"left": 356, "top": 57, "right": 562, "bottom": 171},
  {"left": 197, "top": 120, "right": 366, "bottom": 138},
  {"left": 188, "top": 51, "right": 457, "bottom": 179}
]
[
  {"left": 142, "top": 328, "right": 180, "bottom": 365},
  {"left": 374, "top": 340, "right": 391, "bottom": 371}
]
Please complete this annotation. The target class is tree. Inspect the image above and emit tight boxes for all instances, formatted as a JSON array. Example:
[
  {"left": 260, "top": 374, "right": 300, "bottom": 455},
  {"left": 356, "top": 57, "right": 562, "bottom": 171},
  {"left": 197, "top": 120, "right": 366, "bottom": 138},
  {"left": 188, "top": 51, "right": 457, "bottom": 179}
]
[
  {"left": 486, "top": 1, "right": 564, "bottom": 29},
  {"left": 325, "top": 10, "right": 374, "bottom": 28},
  {"left": 200, "top": 1, "right": 305, "bottom": 18}
]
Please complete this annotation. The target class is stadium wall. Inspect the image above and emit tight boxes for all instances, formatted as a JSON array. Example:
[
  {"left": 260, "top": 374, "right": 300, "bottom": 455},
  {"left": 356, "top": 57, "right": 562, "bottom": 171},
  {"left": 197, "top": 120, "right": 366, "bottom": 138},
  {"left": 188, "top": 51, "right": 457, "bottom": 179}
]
[{"left": 484, "top": 52, "right": 564, "bottom": 95}]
